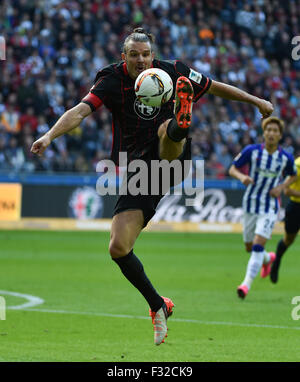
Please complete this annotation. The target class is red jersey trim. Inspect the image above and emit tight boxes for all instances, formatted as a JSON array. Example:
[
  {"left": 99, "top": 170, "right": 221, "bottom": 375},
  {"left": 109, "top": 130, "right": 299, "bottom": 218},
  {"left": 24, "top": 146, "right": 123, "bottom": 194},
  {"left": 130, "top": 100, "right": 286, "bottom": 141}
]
[
  {"left": 193, "top": 77, "right": 212, "bottom": 102},
  {"left": 122, "top": 62, "right": 128, "bottom": 75},
  {"left": 195, "top": 77, "right": 211, "bottom": 97},
  {"left": 82, "top": 93, "right": 103, "bottom": 110}
]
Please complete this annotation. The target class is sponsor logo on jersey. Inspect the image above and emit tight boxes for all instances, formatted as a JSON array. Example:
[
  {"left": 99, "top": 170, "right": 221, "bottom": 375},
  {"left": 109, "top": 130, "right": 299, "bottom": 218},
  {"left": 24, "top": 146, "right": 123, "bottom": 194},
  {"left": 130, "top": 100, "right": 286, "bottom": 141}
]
[
  {"left": 189, "top": 69, "right": 202, "bottom": 84},
  {"left": 256, "top": 168, "right": 278, "bottom": 178},
  {"left": 134, "top": 98, "right": 160, "bottom": 120}
]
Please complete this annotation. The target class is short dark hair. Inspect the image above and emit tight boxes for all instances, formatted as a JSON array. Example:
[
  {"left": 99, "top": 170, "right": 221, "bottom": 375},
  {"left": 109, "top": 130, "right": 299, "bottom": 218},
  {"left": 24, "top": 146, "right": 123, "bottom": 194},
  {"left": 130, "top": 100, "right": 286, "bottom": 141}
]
[
  {"left": 123, "top": 28, "right": 155, "bottom": 53},
  {"left": 262, "top": 116, "right": 284, "bottom": 134}
]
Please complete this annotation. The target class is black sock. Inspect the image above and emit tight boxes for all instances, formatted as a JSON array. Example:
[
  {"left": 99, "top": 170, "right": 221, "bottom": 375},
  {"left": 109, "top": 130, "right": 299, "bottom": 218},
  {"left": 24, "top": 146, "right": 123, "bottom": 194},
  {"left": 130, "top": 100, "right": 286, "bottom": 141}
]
[
  {"left": 276, "top": 239, "right": 288, "bottom": 259},
  {"left": 271, "top": 238, "right": 287, "bottom": 283},
  {"left": 112, "top": 250, "right": 164, "bottom": 312},
  {"left": 166, "top": 118, "right": 189, "bottom": 142}
]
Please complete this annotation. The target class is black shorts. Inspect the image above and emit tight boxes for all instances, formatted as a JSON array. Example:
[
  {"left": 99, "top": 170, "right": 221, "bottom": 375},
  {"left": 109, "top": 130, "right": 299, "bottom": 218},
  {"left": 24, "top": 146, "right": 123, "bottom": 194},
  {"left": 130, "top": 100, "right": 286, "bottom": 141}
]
[
  {"left": 284, "top": 200, "right": 300, "bottom": 234},
  {"left": 113, "top": 138, "right": 192, "bottom": 227}
]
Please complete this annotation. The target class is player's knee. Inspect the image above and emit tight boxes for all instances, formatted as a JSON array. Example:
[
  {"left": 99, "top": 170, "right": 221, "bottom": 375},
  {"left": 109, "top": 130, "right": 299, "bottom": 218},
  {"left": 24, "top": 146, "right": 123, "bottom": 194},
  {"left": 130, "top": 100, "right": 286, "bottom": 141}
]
[{"left": 109, "top": 239, "right": 129, "bottom": 259}]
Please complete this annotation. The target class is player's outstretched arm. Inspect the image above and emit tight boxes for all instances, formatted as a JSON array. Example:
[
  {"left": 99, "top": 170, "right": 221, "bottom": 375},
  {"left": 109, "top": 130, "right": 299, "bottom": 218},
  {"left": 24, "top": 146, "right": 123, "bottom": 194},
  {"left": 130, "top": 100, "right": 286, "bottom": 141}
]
[
  {"left": 229, "top": 164, "right": 254, "bottom": 186},
  {"left": 31, "top": 102, "right": 92, "bottom": 156},
  {"left": 207, "top": 80, "right": 274, "bottom": 118}
]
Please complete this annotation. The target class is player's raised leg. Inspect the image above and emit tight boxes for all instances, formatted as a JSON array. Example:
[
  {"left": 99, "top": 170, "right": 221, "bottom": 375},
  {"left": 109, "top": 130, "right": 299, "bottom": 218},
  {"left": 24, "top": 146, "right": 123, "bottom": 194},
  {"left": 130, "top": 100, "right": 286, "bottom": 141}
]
[{"left": 158, "top": 76, "right": 194, "bottom": 161}]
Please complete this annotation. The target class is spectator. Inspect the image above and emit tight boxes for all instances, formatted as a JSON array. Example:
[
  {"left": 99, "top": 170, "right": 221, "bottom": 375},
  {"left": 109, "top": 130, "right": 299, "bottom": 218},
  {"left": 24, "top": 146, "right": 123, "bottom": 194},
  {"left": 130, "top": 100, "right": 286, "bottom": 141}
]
[
  {"left": 36, "top": 115, "right": 50, "bottom": 137},
  {"left": 74, "top": 154, "right": 90, "bottom": 173},
  {"left": 33, "top": 82, "right": 50, "bottom": 115},
  {"left": 6, "top": 136, "right": 25, "bottom": 171},
  {"left": 17, "top": 77, "right": 37, "bottom": 111},
  {"left": 206, "top": 153, "right": 226, "bottom": 179},
  {"left": 0, "top": 104, "right": 21, "bottom": 135},
  {"left": 198, "top": 22, "right": 214, "bottom": 41},
  {"left": 19, "top": 106, "right": 38, "bottom": 133},
  {"left": 235, "top": 4, "right": 256, "bottom": 31},
  {"left": 0, "top": 0, "right": 299, "bottom": 175},
  {"left": 0, "top": 136, "right": 10, "bottom": 170},
  {"left": 217, "top": 145, "right": 233, "bottom": 172},
  {"left": 26, "top": 49, "right": 44, "bottom": 75},
  {"left": 252, "top": 49, "right": 270, "bottom": 74}
]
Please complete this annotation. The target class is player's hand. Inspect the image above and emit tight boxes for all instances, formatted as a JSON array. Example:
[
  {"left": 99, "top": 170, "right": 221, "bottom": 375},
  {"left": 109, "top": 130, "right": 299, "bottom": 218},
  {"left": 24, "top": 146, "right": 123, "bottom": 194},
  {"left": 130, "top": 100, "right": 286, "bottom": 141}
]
[
  {"left": 257, "top": 99, "right": 274, "bottom": 118},
  {"left": 269, "top": 185, "right": 283, "bottom": 198},
  {"left": 241, "top": 175, "right": 254, "bottom": 186},
  {"left": 30, "top": 134, "right": 51, "bottom": 156}
]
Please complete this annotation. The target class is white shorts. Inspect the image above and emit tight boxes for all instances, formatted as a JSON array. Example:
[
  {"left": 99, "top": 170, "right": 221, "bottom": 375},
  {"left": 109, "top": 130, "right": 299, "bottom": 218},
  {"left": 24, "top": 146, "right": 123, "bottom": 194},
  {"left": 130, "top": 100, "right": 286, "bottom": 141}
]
[{"left": 243, "top": 212, "right": 277, "bottom": 243}]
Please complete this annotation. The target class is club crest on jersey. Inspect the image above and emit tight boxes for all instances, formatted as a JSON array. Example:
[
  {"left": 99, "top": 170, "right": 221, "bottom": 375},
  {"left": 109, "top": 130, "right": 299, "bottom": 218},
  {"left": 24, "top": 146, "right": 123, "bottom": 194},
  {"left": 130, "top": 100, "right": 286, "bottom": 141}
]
[{"left": 134, "top": 98, "right": 160, "bottom": 120}]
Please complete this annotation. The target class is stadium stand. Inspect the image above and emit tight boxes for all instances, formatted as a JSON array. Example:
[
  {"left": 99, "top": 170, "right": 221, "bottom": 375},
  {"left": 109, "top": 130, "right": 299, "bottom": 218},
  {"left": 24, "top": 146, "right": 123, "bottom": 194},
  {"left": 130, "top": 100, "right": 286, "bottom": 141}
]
[{"left": 0, "top": 0, "right": 300, "bottom": 177}]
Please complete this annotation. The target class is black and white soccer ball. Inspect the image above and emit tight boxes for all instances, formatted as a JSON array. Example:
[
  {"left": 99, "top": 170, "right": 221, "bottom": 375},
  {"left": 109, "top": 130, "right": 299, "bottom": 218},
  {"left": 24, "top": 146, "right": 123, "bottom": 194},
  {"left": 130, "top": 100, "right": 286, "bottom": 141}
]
[{"left": 135, "top": 68, "right": 173, "bottom": 107}]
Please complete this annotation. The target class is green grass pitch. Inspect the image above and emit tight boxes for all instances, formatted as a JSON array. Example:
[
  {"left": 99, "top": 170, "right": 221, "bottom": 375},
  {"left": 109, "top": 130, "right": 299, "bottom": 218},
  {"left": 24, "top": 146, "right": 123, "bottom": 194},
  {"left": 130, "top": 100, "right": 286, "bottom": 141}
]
[{"left": 0, "top": 230, "right": 299, "bottom": 362}]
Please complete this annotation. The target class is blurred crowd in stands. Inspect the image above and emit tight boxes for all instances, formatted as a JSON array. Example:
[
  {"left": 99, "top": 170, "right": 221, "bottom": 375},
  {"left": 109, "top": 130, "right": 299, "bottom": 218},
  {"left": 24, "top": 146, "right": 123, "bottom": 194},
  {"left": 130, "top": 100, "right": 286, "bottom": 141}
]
[{"left": 1, "top": 0, "right": 300, "bottom": 178}]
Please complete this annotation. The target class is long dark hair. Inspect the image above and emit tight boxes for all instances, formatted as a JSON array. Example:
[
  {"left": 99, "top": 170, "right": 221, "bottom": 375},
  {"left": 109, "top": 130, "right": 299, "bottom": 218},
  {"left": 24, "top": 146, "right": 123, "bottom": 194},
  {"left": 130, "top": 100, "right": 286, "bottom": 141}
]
[{"left": 123, "top": 27, "right": 155, "bottom": 53}]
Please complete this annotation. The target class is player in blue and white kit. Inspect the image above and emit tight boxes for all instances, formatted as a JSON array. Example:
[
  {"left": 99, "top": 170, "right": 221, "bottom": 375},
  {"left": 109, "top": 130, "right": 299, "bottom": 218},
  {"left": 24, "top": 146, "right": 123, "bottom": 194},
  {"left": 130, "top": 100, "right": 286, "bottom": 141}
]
[{"left": 229, "top": 117, "right": 297, "bottom": 299}]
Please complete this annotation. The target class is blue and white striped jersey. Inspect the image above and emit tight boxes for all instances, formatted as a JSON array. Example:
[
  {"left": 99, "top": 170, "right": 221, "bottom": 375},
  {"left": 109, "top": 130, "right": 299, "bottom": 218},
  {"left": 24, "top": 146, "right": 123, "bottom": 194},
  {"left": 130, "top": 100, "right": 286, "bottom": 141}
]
[{"left": 233, "top": 144, "right": 297, "bottom": 215}]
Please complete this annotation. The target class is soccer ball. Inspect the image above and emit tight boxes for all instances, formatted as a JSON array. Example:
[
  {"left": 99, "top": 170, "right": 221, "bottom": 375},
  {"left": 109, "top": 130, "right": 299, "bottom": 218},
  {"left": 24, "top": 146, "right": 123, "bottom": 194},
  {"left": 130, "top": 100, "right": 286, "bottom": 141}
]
[{"left": 135, "top": 68, "right": 173, "bottom": 107}]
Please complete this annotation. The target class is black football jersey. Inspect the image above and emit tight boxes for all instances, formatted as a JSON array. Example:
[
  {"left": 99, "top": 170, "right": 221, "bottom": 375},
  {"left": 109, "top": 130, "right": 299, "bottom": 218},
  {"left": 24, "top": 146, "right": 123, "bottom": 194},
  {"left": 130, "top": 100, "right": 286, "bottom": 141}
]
[{"left": 82, "top": 59, "right": 211, "bottom": 164}]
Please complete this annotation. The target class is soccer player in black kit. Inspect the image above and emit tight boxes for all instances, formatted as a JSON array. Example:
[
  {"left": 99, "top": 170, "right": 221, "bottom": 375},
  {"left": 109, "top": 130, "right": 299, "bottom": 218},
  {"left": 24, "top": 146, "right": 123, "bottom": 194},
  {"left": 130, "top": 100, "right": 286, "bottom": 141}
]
[{"left": 31, "top": 28, "right": 274, "bottom": 345}]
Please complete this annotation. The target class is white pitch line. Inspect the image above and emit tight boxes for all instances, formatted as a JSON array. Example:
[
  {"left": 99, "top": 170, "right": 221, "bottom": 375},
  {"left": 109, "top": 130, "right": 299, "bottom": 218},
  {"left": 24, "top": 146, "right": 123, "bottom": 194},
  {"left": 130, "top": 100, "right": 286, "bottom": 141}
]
[
  {"left": 0, "top": 290, "right": 44, "bottom": 310},
  {"left": 8, "top": 306, "right": 300, "bottom": 331},
  {"left": 3, "top": 289, "right": 300, "bottom": 331}
]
